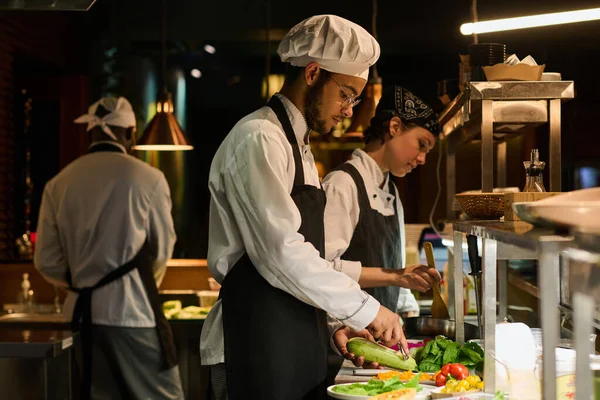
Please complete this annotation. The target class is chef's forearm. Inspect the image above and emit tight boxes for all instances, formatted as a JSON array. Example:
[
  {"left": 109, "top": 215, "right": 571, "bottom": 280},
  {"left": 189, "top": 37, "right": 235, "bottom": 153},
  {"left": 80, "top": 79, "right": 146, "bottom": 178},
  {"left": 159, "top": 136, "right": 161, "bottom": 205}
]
[{"left": 357, "top": 267, "right": 402, "bottom": 288}]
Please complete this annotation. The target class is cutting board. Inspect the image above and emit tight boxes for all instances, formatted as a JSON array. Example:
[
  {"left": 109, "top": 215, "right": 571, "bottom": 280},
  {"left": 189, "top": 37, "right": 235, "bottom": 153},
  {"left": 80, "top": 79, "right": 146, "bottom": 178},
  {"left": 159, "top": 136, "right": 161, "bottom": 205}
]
[{"left": 503, "top": 192, "right": 560, "bottom": 221}]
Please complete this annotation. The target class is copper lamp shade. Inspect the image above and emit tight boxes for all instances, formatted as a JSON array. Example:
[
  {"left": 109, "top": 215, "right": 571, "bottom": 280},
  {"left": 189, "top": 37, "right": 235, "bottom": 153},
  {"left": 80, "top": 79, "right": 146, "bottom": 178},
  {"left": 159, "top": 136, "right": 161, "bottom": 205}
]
[
  {"left": 134, "top": 93, "right": 193, "bottom": 151},
  {"left": 344, "top": 77, "right": 382, "bottom": 138}
]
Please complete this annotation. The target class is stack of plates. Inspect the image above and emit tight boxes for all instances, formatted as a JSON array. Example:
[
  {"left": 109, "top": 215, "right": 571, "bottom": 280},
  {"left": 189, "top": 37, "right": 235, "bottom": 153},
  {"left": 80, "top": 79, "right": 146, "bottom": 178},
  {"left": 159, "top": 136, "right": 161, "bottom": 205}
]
[
  {"left": 468, "top": 43, "right": 506, "bottom": 81},
  {"left": 530, "top": 328, "right": 543, "bottom": 355}
]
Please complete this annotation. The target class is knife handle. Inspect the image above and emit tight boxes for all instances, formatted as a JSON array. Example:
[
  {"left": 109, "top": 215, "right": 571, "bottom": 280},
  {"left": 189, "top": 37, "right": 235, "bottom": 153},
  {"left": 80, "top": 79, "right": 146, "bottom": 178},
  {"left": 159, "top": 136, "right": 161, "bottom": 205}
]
[{"left": 467, "top": 235, "right": 482, "bottom": 276}]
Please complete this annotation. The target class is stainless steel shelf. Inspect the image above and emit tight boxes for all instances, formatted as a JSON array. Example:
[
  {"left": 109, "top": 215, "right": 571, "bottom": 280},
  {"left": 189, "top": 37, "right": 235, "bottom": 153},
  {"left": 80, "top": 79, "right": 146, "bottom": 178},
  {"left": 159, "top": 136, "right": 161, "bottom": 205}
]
[
  {"left": 452, "top": 220, "right": 559, "bottom": 251},
  {"left": 442, "top": 81, "right": 575, "bottom": 218},
  {"left": 469, "top": 81, "right": 575, "bottom": 100}
]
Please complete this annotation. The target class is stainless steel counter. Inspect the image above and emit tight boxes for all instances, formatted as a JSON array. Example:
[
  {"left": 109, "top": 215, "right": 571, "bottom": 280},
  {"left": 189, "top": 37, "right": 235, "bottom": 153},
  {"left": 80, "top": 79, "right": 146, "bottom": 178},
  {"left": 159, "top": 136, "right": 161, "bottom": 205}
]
[
  {"left": 452, "top": 220, "right": 560, "bottom": 251},
  {"left": 450, "top": 221, "right": 573, "bottom": 397},
  {"left": 0, "top": 314, "right": 209, "bottom": 400},
  {"left": 0, "top": 329, "right": 76, "bottom": 399},
  {"left": 0, "top": 329, "right": 75, "bottom": 358}
]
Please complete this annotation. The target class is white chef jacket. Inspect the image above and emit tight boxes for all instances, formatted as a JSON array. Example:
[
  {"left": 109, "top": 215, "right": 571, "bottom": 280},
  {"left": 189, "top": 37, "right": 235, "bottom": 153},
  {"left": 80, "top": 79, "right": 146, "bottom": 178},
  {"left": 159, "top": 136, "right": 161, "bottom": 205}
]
[
  {"left": 322, "top": 149, "right": 419, "bottom": 314},
  {"left": 200, "top": 94, "right": 380, "bottom": 366},
  {"left": 34, "top": 141, "right": 176, "bottom": 327}
]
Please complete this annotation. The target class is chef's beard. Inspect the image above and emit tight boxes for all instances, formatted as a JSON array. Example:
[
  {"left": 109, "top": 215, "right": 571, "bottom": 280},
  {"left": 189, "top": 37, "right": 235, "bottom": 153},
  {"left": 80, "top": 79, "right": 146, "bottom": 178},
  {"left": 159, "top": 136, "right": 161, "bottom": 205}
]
[{"left": 304, "top": 72, "right": 331, "bottom": 135}]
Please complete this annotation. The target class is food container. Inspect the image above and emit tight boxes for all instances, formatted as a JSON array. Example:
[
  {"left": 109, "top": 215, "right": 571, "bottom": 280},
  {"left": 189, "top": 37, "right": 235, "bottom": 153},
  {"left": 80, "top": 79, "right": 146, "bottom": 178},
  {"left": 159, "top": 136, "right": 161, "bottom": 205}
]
[
  {"left": 198, "top": 290, "right": 219, "bottom": 307},
  {"left": 207, "top": 277, "right": 221, "bottom": 291},
  {"left": 495, "top": 323, "right": 540, "bottom": 400},
  {"left": 455, "top": 193, "right": 504, "bottom": 219},
  {"left": 534, "top": 348, "right": 576, "bottom": 400},
  {"left": 483, "top": 63, "right": 545, "bottom": 81}
]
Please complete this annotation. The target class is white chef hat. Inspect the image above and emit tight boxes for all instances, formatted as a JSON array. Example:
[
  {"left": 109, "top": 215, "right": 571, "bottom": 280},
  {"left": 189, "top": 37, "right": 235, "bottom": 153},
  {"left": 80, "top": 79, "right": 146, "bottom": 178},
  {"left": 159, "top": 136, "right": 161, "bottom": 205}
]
[
  {"left": 277, "top": 15, "right": 380, "bottom": 81},
  {"left": 74, "top": 96, "right": 136, "bottom": 141}
]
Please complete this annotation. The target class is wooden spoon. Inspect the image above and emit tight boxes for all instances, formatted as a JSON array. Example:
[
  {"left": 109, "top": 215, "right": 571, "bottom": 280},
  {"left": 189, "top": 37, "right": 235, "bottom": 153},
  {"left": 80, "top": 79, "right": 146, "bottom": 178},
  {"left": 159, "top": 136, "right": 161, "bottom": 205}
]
[{"left": 424, "top": 242, "right": 450, "bottom": 319}]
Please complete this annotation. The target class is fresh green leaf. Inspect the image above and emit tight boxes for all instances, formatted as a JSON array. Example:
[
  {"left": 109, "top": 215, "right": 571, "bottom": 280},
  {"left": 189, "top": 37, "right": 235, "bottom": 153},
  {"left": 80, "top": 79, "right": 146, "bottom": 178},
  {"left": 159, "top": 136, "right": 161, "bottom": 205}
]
[
  {"left": 333, "top": 377, "right": 424, "bottom": 396},
  {"left": 456, "top": 357, "right": 476, "bottom": 367},
  {"left": 493, "top": 390, "right": 506, "bottom": 400},
  {"left": 422, "top": 354, "right": 438, "bottom": 363},
  {"left": 430, "top": 341, "right": 441, "bottom": 356},
  {"left": 464, "top": 341, "right": 484, "bottom": 357},
  {"left": 436, "top": 337, "right": 452, "bottom": 350},
  {"left": 404, "top": 372, "right": 421, "bottom": 388},
  {"left": 422, "top": 340, "right": 434, "bottom": 358},
  {"left": 442, "top": 342, "right": 460, "bottom": 365},
  {"left": 382, "top": 376, "right": 400, "bottom": 388},
  {"left": 475, "top": 360, "right": 484, "bottom": 372},
  {"left": 418, "top": 360, "right": 440, "bottom": 372},
  {"left": 411, "top": 346, "right": 424, "bottom": 364},
  {"left": 461, "top": 347, "right": 484, "bottom": 364},
  {"left": 332, "top": 383, "right": 369, "bottom": 395}
]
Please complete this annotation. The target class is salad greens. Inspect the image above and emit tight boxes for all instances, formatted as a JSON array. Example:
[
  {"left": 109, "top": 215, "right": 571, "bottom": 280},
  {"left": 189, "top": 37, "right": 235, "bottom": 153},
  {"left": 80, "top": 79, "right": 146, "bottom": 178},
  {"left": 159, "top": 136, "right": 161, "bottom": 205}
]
[
  {"left": 413, "top": 336, "right": 484, "bottom": 372},
  {"left": 332, "top": 374, "right": 422, "bottom": 396}
]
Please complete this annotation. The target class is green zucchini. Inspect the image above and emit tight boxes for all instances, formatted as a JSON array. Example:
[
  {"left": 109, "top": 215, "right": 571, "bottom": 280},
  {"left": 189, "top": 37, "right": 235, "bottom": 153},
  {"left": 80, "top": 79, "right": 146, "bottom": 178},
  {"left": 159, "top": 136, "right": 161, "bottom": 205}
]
[{"left": 347, "top": 337, "right": 417, "bottom": 371}]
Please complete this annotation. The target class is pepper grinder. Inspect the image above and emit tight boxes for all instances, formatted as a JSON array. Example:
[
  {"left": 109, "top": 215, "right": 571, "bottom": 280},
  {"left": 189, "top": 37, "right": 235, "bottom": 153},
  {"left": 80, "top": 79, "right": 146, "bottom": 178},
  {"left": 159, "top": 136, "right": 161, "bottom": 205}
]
[{"left": 523, "top": 149, "right": 546, "bottom": 192}]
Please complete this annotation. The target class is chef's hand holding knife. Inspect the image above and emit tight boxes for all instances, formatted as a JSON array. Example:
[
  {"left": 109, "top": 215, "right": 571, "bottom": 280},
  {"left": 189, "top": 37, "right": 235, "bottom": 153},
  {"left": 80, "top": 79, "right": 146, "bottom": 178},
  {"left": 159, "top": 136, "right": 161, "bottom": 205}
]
[
  {"left": 334, "top": 306, "right": 409, "bottom": 368},
  {"left": 333, "top": 327, "right": 382, "bottom": 369}
]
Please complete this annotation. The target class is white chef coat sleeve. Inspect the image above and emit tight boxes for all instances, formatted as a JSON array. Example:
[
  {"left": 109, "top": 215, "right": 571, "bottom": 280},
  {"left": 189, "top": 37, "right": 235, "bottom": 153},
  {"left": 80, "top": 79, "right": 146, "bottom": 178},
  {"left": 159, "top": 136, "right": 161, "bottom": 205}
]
[
  {"left": 322, "top": 170, "right": 362, "bottom": 282},
  {"left": 34, "top": 183, "right": 68, "bottom": 288},
  {"left": 222, "top": 130, "right": 379, "bottom": 331},
  {"left": 327, "top": 314, "right": 345, "bottom": 355},
  {"left": 147, "top": 173, "right": 177, "bottom": 286}
]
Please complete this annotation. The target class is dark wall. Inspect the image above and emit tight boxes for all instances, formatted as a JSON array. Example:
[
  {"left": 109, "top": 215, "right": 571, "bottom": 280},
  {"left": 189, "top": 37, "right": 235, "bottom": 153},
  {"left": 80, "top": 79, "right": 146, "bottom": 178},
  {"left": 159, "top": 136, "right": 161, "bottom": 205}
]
[{"left": 2, "top": 0, "right": 600, "bottom": 259}]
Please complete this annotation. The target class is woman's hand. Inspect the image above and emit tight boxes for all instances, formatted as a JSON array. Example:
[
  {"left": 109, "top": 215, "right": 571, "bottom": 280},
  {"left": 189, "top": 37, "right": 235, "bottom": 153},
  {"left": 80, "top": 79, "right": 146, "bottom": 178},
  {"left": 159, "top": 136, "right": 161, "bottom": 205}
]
[{"left": 395, "top": 264, "right": 440, "bottom": 292}]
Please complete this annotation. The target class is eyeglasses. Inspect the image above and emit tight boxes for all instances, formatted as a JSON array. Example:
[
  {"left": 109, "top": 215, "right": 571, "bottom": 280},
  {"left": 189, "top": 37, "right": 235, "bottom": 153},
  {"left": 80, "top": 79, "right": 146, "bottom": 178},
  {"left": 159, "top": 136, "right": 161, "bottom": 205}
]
[{"left": 331, "top": 76, "right": 361, "bottom": 109}]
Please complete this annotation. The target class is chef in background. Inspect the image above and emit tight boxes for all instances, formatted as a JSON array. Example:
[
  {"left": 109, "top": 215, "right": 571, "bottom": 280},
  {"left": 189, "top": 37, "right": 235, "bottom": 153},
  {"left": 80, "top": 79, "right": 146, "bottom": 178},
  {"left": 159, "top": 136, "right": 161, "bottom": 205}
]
[
  {"left": 323, "top": 86, "right": 441, "bottom": 322},
  {"left": 34, "top": 96, "right": 184, "bottom": 400},
  {"left": 201, "top": 14, "right": 409, "bottom": 400}
]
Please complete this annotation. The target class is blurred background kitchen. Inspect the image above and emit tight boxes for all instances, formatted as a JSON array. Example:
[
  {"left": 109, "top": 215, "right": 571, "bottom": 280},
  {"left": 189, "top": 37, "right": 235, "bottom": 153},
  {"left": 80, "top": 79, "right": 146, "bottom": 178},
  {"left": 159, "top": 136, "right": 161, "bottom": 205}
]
[{"left": 1, "top": 0, "right": 600, "bottom": 398}]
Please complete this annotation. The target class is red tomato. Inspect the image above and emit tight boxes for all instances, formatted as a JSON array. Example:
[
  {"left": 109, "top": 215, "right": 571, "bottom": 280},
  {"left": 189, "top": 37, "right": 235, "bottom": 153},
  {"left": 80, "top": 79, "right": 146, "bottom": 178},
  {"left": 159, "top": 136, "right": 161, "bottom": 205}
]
[
  {"left": 449, "top": 363, "right": 469, "bottom": 380},
  {"left": 436, "top": 373, "right": 447, "bottom": 387},
  {"left": 440, "top": 364, "right": 451, "bottom": 376}
]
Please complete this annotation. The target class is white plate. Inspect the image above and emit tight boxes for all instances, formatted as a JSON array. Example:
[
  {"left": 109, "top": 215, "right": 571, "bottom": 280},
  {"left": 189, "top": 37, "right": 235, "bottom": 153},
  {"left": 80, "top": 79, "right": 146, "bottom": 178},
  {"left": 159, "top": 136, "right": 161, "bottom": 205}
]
[{"left": 327, "top": 383, "right": 436, "bottom": 400}]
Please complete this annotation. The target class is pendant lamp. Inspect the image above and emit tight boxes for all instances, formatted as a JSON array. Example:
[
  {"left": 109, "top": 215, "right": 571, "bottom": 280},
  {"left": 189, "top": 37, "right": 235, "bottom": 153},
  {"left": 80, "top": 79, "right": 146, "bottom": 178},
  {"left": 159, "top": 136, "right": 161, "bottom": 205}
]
[{"left": 134, "top": 0, "right": 193, "bottom": 151}]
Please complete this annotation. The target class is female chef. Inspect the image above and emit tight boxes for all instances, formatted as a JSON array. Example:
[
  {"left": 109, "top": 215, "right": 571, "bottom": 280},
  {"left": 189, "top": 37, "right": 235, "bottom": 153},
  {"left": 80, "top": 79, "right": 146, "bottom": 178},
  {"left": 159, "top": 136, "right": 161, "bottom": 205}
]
[{"left": 323, "top": 86, "right": 441, "bottom": 319}]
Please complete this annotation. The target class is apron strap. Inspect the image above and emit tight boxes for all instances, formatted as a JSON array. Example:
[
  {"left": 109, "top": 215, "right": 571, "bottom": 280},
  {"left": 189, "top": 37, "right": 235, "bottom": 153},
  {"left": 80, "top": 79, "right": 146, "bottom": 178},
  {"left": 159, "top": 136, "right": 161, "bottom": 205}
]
[
  {"left": 335, "top": 163, "right": 371, "bottom": 212},
  {"left": 267, "top": 96, "right": 305, "bottom": 186},
  {"left": 386, "top": 173, "right": 400, "bottom": 215},
  {"left": 69, "top": 243, "right": 146, "bottom": 400},
  {"left": 135, "top": 252, "right": 178, "bottom": 370},
  {"left": 69, "top": 240, "right": 176, "bottom": 400}
]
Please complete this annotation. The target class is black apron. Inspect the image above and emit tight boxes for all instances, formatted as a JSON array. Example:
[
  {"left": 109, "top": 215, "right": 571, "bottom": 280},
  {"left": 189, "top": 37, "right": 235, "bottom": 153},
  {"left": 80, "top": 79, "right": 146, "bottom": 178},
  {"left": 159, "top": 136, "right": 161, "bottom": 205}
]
[
  {"left": 68, "top": 142, "right": 178, "bottom": 400},
  {"left": 220, "top": 96, "right": 329, "bottom": 400},
  {"left": 337, "top": 163, "right": 403, "bottom": 312}
]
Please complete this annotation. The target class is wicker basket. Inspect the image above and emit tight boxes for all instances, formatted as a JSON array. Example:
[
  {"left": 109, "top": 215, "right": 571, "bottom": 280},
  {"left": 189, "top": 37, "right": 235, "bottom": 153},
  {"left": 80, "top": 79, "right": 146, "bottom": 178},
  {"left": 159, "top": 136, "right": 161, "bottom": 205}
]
[{"left": 455, "top": 193, "right": 505, "bottom": 219}]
